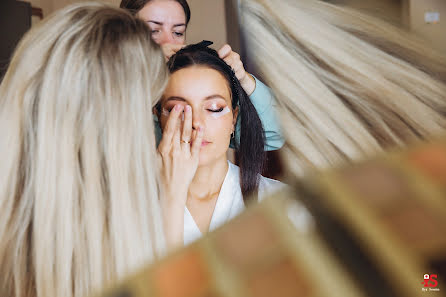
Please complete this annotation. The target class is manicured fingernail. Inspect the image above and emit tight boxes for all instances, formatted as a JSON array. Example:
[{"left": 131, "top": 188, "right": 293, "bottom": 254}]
[
  {"left": 185, "top": 105, "right": 191, "bottom": 112},
  {"left": 175, "top": 105, "right": 181, "bottom": 111}
]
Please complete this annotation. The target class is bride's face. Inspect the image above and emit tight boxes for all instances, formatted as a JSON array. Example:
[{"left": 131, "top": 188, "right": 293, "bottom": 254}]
[{"left": 159, "top": 66, "right": 238, "bottom": 166}]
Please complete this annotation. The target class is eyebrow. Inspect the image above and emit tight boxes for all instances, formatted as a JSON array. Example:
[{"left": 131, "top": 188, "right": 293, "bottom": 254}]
[
  {"left": 148, "top": 21, "right": 186, "bottom": 28},
  {"left": 165, "top": 95, "right": 227, "bottom": 102}
]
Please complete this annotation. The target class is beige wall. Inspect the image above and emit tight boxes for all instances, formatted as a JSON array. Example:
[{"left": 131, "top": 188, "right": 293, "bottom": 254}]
[
  {"left": 408, "top": 0, "right": 446, "bottom": 52},
  {"left": 29, "top": 0, "right": 228, "bottom": 49},
  {"left": 30, "top": 0, "right": 446, "bottom": 54},
  {"left": 326, "top": 0, "right": 446, "bottom": 52},
  {"left": 29, "top": 0, "right": 120, "bottom": 17},
  {"left": 330, "top": 0, "right": 404, "bottom": 25},
  {"left": 186, "top": 0, "right": 227, "bottom": 49}
]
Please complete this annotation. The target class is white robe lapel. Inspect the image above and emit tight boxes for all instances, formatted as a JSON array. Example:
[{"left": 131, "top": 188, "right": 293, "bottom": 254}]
[
  {"left": 183, "top": 161, "right": 245, "bottom": 245},
  {"left": 209, "top": 162, "right": 244, "bottom": 232}
]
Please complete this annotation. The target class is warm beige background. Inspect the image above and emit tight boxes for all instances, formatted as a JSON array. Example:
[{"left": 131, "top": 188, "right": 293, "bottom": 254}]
[
  {"left": 328, "top": 0, "right": 405, "bottom": 25},
  {"left": 29, "top": 0, "right": 120, "bottom": 18},
  {"left": 186, "top": 0, "right": 227, "bottom": 49},
  {"left": 409, "top": 0, "right": 446, "bottom": 52},
  {"left": 331, "top": 0, "right": 446, "bottom": 52},
  {"left": 29, "top": 0, "right": 228, "bottom": 49},
  {"left": 28, "top": 0, "right": 446, "bottom": 53}
]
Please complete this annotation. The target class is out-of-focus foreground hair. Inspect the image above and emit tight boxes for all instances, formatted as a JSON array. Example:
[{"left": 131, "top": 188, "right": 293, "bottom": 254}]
[
  {"left": 241, "top": 0, "right": 446, "bottom": 176},
  {"left": 0, "top": 3, "right": 167, "bottom": 297}
]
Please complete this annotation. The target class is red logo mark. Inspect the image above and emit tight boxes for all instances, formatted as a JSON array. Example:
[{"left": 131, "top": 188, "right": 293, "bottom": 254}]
[{"left": 422, "top": 274, "right": 438, "bottom": 288}]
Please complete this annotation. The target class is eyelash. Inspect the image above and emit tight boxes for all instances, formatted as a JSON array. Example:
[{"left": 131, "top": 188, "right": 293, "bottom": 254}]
[
  {"left": 150, "top": 30, "right": 183, "bottom": 37},
  {"left": 165, "top": 107, "right": 224, "bottom": 113},
  {"left": 208, "top": 108, "right": 224, "bottom": 113}
]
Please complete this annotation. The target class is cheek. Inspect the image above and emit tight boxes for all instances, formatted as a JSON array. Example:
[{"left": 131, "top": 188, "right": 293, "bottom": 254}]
[
  {"left": 173, "top": 37, "right": 185, "bottom": 45},
  {"left": 205, "top": 115, "right": 233, "bottom": 136},
  {"left": 159, "top": 116, "right": 167, "bottom": 130}
]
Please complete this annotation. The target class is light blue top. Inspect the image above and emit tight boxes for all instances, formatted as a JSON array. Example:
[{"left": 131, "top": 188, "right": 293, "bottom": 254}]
[{"left": 154, "top": 76, "right": 284, "bottom": 151}]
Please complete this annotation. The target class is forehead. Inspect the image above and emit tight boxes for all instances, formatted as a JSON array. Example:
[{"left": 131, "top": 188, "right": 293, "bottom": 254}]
[
  {"left": 138, "top": 0, "right": 186, "bottom": 24},
  {"left": 164, "top": 66, "right": 231, "bottom": 103}
]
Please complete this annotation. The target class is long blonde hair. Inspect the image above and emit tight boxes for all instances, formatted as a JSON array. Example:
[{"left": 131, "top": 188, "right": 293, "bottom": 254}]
[
  {"left": 0, "top": 3, "right": 167, "bottom": 297},
  {"left": 241, "top": 0, "right": 446, "bottom": 175}
]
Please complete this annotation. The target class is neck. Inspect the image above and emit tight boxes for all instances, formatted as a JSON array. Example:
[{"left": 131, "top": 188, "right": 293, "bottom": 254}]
[{"left": 188, "top": 157, "right": 229, "bottom": 201}]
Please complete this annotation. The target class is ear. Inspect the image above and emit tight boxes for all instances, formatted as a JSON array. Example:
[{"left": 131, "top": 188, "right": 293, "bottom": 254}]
[{"left": 232, "top": 106, "right": 239, "bottom": 130}]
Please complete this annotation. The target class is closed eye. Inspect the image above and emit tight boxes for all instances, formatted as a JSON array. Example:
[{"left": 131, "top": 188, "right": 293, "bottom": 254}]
[{"left": 207, "top": 108, "right": 224, "bottom": 112}]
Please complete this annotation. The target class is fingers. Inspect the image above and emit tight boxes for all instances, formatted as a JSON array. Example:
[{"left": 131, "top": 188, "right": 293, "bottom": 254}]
[
  {"left": 181, "top": 105, "right": 192, "bottom": 144},
  {"left": 222, "top": 51, "right": 240, "bottom": 69},
  {"left": 233, "top": 60, "right": 245, "bottom": 80},
  {"left": 191, "top": 126, "right": 204, "bottom": 158},
  {"left": 172, "top": 120, "right": 181, "bottom": 152},
  {"left": 218, "top": 44, "right": 232, "bottom": 59},
  {"left": 158, "top": 105, "right": 183, "bottom": 151},
  {"left": 218, "top": 45, "right": 246, "bottom": 81}
]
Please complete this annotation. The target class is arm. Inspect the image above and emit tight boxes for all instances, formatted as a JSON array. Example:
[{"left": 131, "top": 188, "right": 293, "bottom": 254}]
[
  {"left": 218, "top": 44, "right": 284, "bottom": 151},
  {"left": 157, "top": 104, "right": 204, "bottom": 250},
  {"left": 231, "top": 76, "right": 285, "bottom": 151}
]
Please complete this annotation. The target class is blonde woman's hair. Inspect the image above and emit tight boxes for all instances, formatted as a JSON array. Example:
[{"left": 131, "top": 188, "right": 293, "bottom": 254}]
[
  {"left": 0, "top": 3, "right": 168, "bottom": 297},
  {"left": 241, "top": 0, "right": 446, "bottom": 176}
]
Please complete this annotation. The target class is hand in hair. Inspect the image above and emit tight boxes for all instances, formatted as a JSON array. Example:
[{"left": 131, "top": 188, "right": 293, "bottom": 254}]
[
  {"left": 158, "top": 104, "right": 204, "bottom": 248},
  {"left": 218, "top": 44, "right": 256, "bottom": 96},
  {"left": 161, "top": 43, "right": 186, "bottom": 61}
]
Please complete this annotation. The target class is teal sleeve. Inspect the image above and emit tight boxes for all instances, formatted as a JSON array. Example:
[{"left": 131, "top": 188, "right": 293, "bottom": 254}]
[{"left": 230, "top": 76, "right": 284, "bottom": 151}]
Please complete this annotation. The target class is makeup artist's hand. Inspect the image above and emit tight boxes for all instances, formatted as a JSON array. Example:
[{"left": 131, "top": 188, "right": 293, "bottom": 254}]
[
  {"left": 218, "top": 44, "right": 256, "bottom": 96},
  {"left": 158, "top": 104, "right": 204, "bottom": 249},
  {"left": 161, "top": 43, "right": 185, "bottom": 61}
]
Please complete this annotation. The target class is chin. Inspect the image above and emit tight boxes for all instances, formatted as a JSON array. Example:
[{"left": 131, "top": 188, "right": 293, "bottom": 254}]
[
  {"left": 197, "top": 149, "right": 227, "bottom": 167},
  {"left": 198, "top": 154, "right": 213, "bottom": 167}
]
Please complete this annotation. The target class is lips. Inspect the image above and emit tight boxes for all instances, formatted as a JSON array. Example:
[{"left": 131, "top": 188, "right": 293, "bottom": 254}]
[{"left": 201, "top": 141, "right": 211, "bottom": 147}]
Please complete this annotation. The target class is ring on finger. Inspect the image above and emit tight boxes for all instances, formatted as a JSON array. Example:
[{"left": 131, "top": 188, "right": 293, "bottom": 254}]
[{"left": 181, "top": 139, "right": 190, "bottom": 144}]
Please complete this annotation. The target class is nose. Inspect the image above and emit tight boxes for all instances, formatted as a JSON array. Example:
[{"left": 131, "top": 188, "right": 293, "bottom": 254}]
[
  {"left": 158, "top": 30, "right": 175, "bottom": 45},
  {"left": 192, "top": 110, "right": 204, "bottom": 131}
]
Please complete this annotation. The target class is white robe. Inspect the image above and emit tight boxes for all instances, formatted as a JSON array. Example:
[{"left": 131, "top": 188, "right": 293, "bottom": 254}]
[{"left": 184, "top": 161, "right": 284, "bottom": 245}]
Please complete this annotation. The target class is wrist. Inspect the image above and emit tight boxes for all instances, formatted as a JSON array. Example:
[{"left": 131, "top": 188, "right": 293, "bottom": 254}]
[
  {"left": 163, "top": 189, "right": 188, "bottom": 207},
  {"left": 240, "top": 73, "right": 256, "bottom": 96},
  {"left": 161, "top": 191, "right": 187, "bottom": 250}
]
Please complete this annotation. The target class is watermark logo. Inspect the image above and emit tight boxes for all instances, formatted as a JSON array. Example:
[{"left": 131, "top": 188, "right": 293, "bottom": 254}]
[{"left": 422, "top": 274, "right": 440, "bottom": 292}]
